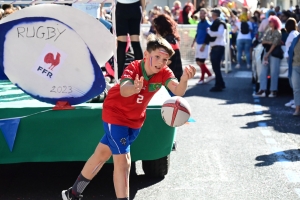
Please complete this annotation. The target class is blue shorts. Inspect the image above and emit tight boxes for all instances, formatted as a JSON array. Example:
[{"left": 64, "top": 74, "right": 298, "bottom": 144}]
[{"left": 100, "top": 122, "right": 141, "bottom": 155}]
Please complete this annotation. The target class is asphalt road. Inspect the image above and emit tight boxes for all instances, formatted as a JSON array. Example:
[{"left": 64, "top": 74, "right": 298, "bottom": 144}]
[{"left": 1, "top": 65, "right": 300, "bottom": 200}]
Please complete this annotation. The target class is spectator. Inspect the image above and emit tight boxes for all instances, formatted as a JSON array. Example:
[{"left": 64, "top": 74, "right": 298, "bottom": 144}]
[
  {"left": 287, "top": 21, "right": 300, "bottom": 116},
  {"left": 192, "top": 0, "right": 205, "bottom": 17},
  {"left": 1, "top": 4, "right": 14, "bottom": 18},
  {"left": 253, "top": 10, "right": 261, "bottom": 23},
  {"left": 253, "top": 16, "right": 283, "bottom": 98},
  {"left": 171, "top": 0, "right": 181, "bottom": 22},
  {"left": 178, "top": 3, "right": 193, "bottom": 24},
  {"left": 163, "top": 6, "right": 171, "bottom": 17},
  {"left": 191, "top": 8, "right": 214, "bottom": 84},
  {"left": 258, "top": 11, "right": 276, "bottom": 40},
  {"left": 232, "top": 6, "right": 253, "bottom": 69},
  {"left": 284, "top": 18, "right": 299, "bottom": 109},
  {"left": 207, "top": 8, "right": 226, "bottom": 92},
  {"left": 275, "top": 6, "right": 281, "bottom": 16},
  {"left": 153, "top": 14, "right": 183, "bottom": 84}
]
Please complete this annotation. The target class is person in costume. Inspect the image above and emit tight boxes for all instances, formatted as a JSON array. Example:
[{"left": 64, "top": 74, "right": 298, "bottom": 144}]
[{"left": 61, "top": 34, "right": 196, "bottom": 200}]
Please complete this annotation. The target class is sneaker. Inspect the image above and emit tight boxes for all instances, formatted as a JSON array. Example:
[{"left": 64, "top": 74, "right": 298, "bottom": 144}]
[
  {"left": 235, "top": 64, "right": 240, "bottom": 69},
  {"left": 293, "top": 111, "right": 300, "bottom": 116},
  {"left": 205, "top": 75, "right": 215, "bottom": 83},
  {"left": 269, "top": 92, "right": 277, "bottom": 98},
  {"left": 62, "top": 188, "right": 83, "bottom": 200},
  {"left": 285, "top": 100, "right": 295, "bottom": 107},
  {"left": 253, "top": 90, "right": 266, "bottom": 97},
  {"left": 292, "top": 104, "right": 296, "bottom": 109},
  {"left": 197, "top": 80, "right": 204, "bottom": 85}
]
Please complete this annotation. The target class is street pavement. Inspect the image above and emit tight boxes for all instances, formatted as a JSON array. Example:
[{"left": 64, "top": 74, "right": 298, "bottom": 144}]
[{"left": 1, "top": 63, "right": 300, "bottom": 200}]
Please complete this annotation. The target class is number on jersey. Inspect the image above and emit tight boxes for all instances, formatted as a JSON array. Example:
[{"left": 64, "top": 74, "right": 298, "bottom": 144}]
[{"left": 137, "top": 94, "right": 144, "bottom": 104}]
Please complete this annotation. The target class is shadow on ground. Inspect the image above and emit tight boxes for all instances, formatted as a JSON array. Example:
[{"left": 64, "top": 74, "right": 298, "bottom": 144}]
[
  {"left": 255, "top": 149, "right": 300, "bottom": 167},
  {"left": 184, "top": 68, "right": 300, "bottom": 136},
  {"left": 0, "top": 162, "right": 163, "bottom": 200}
]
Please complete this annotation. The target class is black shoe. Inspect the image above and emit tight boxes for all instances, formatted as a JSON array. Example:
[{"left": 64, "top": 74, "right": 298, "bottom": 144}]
[
  {"left": 210, "top": 87, "right": 223, "bottom": 92},
  {"left": 62, "top": 187, "right": 83, "bottom": 200}
]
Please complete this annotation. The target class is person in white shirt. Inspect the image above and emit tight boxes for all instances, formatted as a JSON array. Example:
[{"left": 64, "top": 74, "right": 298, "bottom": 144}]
[
  {"left": 284, "top": 18, "right": 299, "bottom": 108},
  {"left": 207, "top": 8, "right": 226, "bottom": 92}
]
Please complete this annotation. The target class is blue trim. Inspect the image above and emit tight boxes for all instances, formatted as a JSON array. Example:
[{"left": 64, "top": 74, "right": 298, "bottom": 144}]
[{"left": 0, "top": 17, "right": 105, "bottom": 105}]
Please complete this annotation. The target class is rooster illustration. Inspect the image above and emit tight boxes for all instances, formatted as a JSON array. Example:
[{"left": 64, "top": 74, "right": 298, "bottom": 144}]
[{"left": 44, "top": 52, "right": 61, "bottom": 70}]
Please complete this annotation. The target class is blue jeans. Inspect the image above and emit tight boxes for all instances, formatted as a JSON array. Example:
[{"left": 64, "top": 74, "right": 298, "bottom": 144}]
[
  {"left": 292, "top": 67, "right": 300, "bottom": 106},
  {"left": 288, "top": 58, "right": 293, "bottom": 89},
  {"left": 259, "top": 54, "right": 281, "bottom": 91},
  {"left": 236, "top": 39, "right": 252, "bottom": 65}
]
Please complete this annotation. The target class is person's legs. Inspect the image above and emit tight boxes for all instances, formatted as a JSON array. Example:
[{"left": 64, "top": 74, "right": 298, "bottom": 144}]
[
  {"left": 113, "top": 153, "right": 131, "bottom": 199},
  {"left": 116, "top": 2, "right": 129, "bottom": 79},
  {"left": 292, "top": 67, "right": 300, "bottom": 114},
  {"left": 258, "top": 51, "right": 269, "bottom": 91},
  {"left": 62, "top": 143, "right": 112, "bottom": 199},
  {"left": 210, "top": 46, "right": 225, "bottom": 90},
  {"left": 128, "top": 2, "right": 143, "bottom": 61},
  {"left": 236, "top": 39, "right": 244, "bottom": 68},
  {"left": 269, "top": 55, "right": 281, "bottom": 93},
  {"left": 244, "top": 39, "right": 252, "bottom": 67}
]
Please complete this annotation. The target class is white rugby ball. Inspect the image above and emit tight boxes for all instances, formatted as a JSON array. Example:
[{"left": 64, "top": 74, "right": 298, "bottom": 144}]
[{"left": 161, "top": 96, "right": 191, "bottom": 127}]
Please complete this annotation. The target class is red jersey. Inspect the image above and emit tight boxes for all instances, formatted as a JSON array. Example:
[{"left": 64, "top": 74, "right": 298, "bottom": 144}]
[{"left": 102, "top": 60, "right": 176, "bottom": 129}]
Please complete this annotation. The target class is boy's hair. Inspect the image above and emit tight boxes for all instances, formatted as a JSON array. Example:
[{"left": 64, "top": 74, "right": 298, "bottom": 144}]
[
  {"left": 146, "top": 34, "right": 175, "bottom": 57},
  {"left": 2, "top": 4, "right": 12, "bottom": 11}
]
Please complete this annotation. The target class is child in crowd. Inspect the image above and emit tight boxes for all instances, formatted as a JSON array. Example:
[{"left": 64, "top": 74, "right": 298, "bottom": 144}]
[{"left": 61, "top": 34, "right": 196, "bottom": 200}]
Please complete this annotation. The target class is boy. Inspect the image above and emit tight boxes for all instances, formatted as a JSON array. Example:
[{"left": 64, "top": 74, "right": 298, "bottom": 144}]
[{"left": 62, "top": 34, "right": 196, "bottom": 200}]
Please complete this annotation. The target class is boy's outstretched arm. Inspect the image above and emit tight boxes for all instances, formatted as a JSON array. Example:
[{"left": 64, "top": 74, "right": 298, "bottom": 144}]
[
  {"left": 120, "top": 74, "right": 144, "bottom": 97},
  {"left": 167, "top": 65, "right": 196, "bottom": 96}
]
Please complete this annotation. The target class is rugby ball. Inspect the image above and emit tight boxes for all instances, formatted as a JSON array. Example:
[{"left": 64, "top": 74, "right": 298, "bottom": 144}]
[{"left": 161, "top": 96, "right": 191, "bottom": 127}]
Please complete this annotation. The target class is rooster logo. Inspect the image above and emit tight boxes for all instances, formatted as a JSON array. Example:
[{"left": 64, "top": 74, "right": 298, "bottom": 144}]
[{"left": 44, "top": 52, "right": 61, "bottom": 70}]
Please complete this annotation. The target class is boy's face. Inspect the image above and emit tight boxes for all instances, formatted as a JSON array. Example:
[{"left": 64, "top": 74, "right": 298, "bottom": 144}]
[{"left": 144, "top": 48, "right": 170, "bottom": 74}]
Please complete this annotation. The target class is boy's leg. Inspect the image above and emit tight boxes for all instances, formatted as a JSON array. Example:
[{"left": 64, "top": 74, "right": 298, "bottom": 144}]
[
  {"left": 69, "top": 143, "right": 112, "bottom": 198},
  {"left": 113, "top": 153, "right": 131, "bottom": 199}
]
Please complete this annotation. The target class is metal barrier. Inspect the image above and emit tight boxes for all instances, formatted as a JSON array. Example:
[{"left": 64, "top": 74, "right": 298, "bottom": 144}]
[{"left": 140, "top": 24, "right": 232, "bottom": 73}]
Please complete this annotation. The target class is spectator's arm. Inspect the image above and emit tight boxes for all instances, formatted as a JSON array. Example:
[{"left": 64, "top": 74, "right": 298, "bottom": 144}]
[
  {"left": 140, "top": 0, "right": 145, "bottom": 12},
  {"left": 208, "top": 24, "right": 225, "bottom": 37}
]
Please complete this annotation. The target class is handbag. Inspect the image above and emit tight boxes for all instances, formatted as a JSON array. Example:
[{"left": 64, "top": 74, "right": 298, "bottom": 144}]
[{"left": 271, "top": 45, "right": 283, "bottom": 59}]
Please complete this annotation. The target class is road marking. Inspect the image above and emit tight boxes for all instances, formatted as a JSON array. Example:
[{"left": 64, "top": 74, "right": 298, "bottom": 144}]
[
  {"left": 265, "top": 138, "right": 277, "bottom": 144},
  {"left": 234, "top": 71, "right": 252, "bottom": 78},
  {"left": 294, "top": 188, "right": 300, "bottom": 198},
  {"left": 258, "top": 122, "right": 267, "bottom": 127},
  {"left": 260, "top": 129, "right": 272, "bottom": 136},
  {"left": 284, "top": 170, "right": 300, "bottom": 183}
]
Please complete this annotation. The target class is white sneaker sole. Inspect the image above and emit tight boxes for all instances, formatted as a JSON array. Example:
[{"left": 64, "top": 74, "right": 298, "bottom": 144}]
[{"left": 61, "top": 190, "right": 69, "bottom": 200}]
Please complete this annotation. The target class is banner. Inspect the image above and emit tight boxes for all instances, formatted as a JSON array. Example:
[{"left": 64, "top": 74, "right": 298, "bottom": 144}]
[{"left": 0, "top": 118, "right": 21, "bottom": 152}]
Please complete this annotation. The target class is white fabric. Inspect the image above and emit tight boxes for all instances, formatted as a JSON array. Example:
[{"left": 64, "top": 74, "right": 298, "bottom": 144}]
[
  {"left": 235, "top": 21, "right": 253, "bottom": 40},
  {"left": 117, "top": 0, "right": 140, "bottom": 4},
  {"left": 207, "top": 25, "right": 226, "bottom": 47},
  {"left": 195, "top": 44, "right": 209, "bottom": 59},
  {"left": 285, "top": 30, "right": 299, "bottom": 58}
]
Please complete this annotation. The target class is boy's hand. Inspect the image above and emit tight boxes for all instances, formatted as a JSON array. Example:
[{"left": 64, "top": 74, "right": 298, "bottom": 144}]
[
  {"left": 133, "top": 74, "right": 144, "bottom": 94},
  {"left": 181, "top": 65, "right": 196, "bottom": 81}
]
